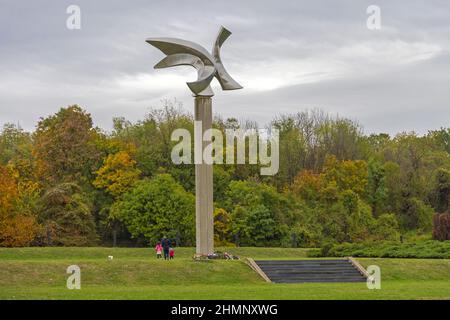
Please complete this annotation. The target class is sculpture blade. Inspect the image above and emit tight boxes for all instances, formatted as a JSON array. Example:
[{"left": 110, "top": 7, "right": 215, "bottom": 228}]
[
  {"left": 154, "top": 53, "right": 215, "bottom": 96},
  {"left": 212, "top": 26, "right": 243, "bottom": 91},
  {"left": 146, "top": 38, "right": 214, "bottom": 66}
]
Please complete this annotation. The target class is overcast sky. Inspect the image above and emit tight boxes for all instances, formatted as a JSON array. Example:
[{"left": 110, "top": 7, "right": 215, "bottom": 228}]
[{"left": 0, "top": 0, "right": 449, "bottom": 135}]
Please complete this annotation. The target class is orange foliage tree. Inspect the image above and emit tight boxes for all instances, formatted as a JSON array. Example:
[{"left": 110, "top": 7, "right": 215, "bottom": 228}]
[{"left": 0, "top": 165, "right": 39, "bottom": 247}]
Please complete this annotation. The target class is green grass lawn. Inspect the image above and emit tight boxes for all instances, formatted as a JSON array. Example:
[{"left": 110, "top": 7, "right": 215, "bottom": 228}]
[{"left": 0, "top": 247, "right": 449, "bottom": 300}]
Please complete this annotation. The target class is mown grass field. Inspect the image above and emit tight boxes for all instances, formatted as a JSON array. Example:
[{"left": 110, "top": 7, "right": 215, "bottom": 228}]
[{"left": 0, "top": 247, "right": 449, "bottom": 300}]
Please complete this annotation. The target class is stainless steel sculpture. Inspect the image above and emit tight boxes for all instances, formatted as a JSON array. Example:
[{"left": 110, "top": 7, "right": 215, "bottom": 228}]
[
  {"left": 146, "top": 26, "right": 242, "bottom": 97},
  {"left": 146, "top": 26, "right": 242, "bottom": 256}
]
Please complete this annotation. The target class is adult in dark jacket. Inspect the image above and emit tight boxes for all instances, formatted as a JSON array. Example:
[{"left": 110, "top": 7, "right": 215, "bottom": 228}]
[{"left": 161, "top": 236, "right": 171, "bottom": 260}]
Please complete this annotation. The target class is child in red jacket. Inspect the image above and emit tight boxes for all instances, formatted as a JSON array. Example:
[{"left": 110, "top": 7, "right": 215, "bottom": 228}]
[
  {"left": 155, "top": 242, "right": 162, "bottom": 259},
  {"left": 169, "top": 247, "right": 175, "bottom": 260}
]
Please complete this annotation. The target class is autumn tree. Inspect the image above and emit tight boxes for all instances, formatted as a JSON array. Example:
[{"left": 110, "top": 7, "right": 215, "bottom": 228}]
[
  {"left": 0, "top": 215, "right": 38, "bottom": 247},
  {"left": 291, "top": 170, "right": 324, "bottom": 204},
  {"left": 0, "top": 165, "right": 18, "bottom": 215},
  {"left": 33, "top": 105, "right": 101, "bottom": 186},
  {"left": 214, "top": 208, "right": 233, "bottom": 246},
  {"left": 93, "top": 151, "right": 141, "bottom": 198},
  {"left": 93, "top": 150, "right": 141, "bottom": 246},
  {"left": 38, "top": 183, "right": 97, "bottom": 246},
  {"left": 0, "top": 165, "right": 39, "bottom": 247},
  {"left": 322, "top": 155, "right": 368, "bottom": 196}
]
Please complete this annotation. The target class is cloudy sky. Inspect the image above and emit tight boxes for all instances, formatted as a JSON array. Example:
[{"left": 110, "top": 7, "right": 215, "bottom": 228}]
[{"left": 0, "top": 0, "right": 449, "bottom": 134}]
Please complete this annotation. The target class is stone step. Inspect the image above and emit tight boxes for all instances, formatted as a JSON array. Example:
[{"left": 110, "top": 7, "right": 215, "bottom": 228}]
[
  {"left": 274, "top": 278, "right": 366, "bottom": 283},
  {"left": 258, "top": 265, "right": 356, "bottom": 270},
  {"left": 253, "top": 259, "right": 367, "bottom": 283},
  {"left": 256, "top": 259, "right": 348, "bottom": 265},
  {"left": 267, "top": 273, "right": 365, "bottom": 279},
  {"left": 262, "top": 270, "right": 364, "bottom": 276},
  {"left": 256, "top": 261, "right": 352, "bottom": 266}
]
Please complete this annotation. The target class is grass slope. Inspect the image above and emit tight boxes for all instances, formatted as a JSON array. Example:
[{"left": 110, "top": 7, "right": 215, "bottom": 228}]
[{"left": 0, "top": 247, "right": 449, "bottom": 300}]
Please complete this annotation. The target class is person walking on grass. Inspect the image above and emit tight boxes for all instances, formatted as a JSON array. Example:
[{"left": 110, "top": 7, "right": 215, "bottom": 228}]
[
  {"left": 155, "top": 242, "right": 162, "bottom": 259},
  {"left": 169, "top": 247, "right": 175, "bottom": 260},
  {"left": 161, "top": 236, "right": 171, "bottom": 260}
]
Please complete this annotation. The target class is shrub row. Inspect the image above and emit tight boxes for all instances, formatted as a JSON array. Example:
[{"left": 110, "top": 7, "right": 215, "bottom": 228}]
[{"left": 308, "top": 240, "right": 450, "bottom": 259}]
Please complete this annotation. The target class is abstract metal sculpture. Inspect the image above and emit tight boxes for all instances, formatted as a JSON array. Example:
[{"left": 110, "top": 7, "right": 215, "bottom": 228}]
[
  {"left": 146, "top": 26, "right": 242, "bottom": 97},
  {"left": 146, "top": 26, "right": 242, "bottom": 256}
]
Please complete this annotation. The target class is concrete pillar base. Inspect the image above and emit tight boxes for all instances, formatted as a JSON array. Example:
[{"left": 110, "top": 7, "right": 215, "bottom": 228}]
[{"left": 194, "top": 96, "right": 214, "bottom": 255}]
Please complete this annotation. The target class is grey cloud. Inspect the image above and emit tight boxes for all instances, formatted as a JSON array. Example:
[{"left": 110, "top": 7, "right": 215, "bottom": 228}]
[{"left": 0, "top": 0, "right": 449, "bottom": 134}]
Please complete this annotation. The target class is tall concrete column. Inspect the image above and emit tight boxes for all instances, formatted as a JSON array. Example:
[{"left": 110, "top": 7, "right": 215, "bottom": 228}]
[{"left": 194, "top": 96, "right": 214, "bottom": 255}]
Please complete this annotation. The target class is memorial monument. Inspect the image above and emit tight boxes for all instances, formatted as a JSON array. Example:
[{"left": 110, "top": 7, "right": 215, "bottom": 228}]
[{"left": 146, "top": 26, "right": 242, "bottom": 255}]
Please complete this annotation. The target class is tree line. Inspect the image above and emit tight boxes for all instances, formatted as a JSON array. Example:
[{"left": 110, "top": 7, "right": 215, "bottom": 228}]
[{"left": 0, "top": 101, "right": 449, "bottom": 247}]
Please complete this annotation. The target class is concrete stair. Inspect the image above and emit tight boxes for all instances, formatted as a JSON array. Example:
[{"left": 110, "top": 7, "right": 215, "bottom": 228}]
[{"left": 254, "top": 259, "right": 367, "bottom": 283}]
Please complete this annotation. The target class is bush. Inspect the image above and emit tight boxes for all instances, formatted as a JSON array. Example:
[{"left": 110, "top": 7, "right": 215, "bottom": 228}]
[
  {"left": 315, "top": 240, "right": 450, "bottom": 259},
  {"left": 306, "top": 248, "right": 322, "bottom": 257},
  {"left": 433, "top": 213, "right": 450, "bottom": 241}
]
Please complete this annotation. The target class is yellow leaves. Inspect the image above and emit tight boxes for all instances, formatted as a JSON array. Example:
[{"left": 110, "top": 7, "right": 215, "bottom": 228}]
[
  {"left": 0, "top": 164, "right": 40, "bottom": 247},
  {"left": 338, "top": 160, "right": 368, "bottom": 195},
  {"left": 96, "top": 136, "right": 137, "bottom": 156},
  {"left": 291, "top": 170, "right": 324, "bottom": 199},
  {"left": 0, "top": 165, "right": 19, "bottom": 217},
  {"left": 214, "top": 208, "right": 233, "bottom": 246},
  {"left": 291, "top": 156, "right": 369, "bottom": 202},
  {"left": 18, "top": 180, "right": 40, "bottom": 196},
  {"left": 323, "top": 155, "right": 368, "bottom": 196},
  {"left": 5, "top": 163, "right": 20, "bottom": 180},
  {"left": 93, "top": 151, "right": 141, "bottom": 198},
  {"left": 0, "top": 214, "right": 39, "bottom": 247}
]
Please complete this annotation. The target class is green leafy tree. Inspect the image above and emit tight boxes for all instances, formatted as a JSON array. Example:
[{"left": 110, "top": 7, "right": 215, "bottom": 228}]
[
  {"left": 346, "top": 199, "right": 375, "bottom": 242},
  {"left": 365, "top": 158, "right": 389, "bottom": 216},
  {"left": 114, "top": 174, "right": 195, "bottom": 246},
  {"left": 227, "top": 180, "right": 290, "bottom": 246},
  {"left": 402, "top": 197, "right": 434, "bottom": 232},
  {"left": 434, "top": 168, "right": 450, "bottom": 213},
  {"left": 373, "top": 213, "right": 400, "bottom": 241},
  {"left": 428, "top": 128, "right": 450, "bottom": 155},
  {"left": 0, "top": 123, "right": 33, "bottom": 166}
]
